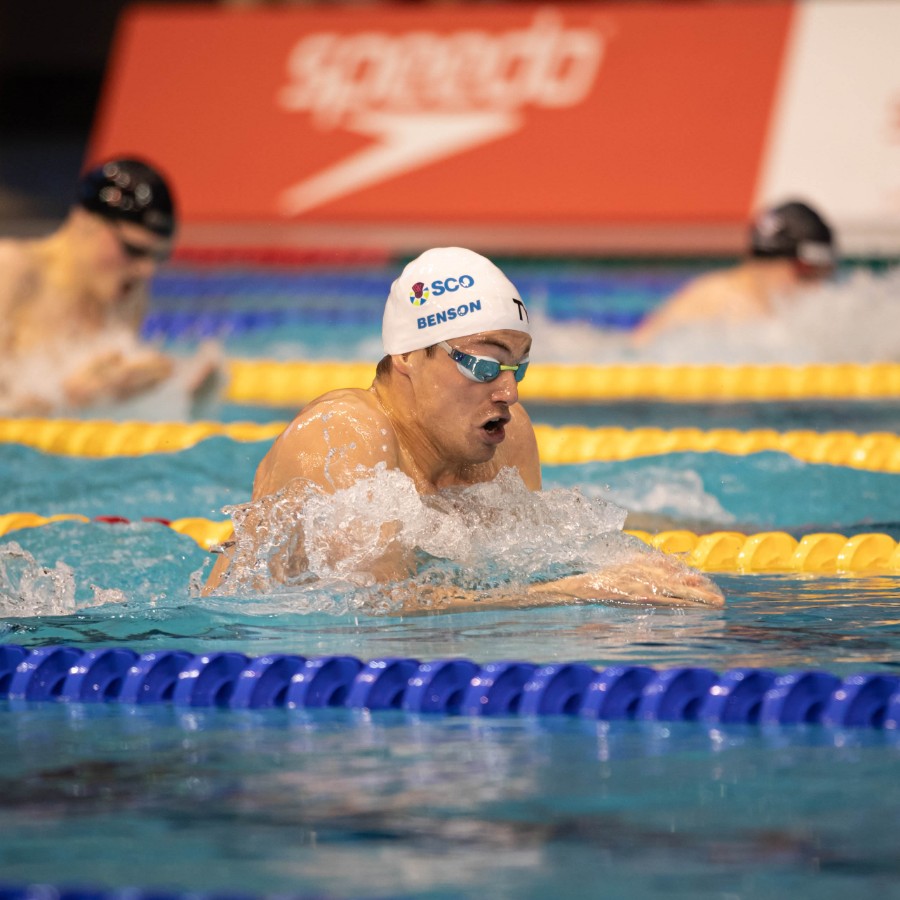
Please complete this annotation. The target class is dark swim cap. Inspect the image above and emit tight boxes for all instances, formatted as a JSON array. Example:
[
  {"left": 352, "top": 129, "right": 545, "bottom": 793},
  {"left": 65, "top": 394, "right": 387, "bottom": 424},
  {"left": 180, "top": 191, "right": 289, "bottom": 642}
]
[
  {"left": 76, "top": 158, "right": 176, "bottom": 238},
  {"left": 749, "top": 200, "right": 835, "bottom": 268}
]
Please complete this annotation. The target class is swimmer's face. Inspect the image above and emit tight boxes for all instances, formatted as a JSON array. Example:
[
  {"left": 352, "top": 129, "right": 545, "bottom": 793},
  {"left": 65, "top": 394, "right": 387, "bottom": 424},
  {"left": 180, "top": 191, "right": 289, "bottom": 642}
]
[
  {"left": 84, "top": 213, "right": 172, "bottom": 303},
  {"left": 407, "top": 329, "right": 532, "bottom": 466}
]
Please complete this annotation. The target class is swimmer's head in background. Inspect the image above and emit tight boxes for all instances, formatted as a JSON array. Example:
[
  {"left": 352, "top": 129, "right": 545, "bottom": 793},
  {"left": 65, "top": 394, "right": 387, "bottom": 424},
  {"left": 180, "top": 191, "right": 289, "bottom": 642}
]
[
  {"left": 76, "top": 158, "right": 176, "bottom": 239},
  {"left": 382, "top": 247, "right": 530, "bottom": 355},
  {"left": 750, "top": 200, "right": 836, "bottom": 276}
]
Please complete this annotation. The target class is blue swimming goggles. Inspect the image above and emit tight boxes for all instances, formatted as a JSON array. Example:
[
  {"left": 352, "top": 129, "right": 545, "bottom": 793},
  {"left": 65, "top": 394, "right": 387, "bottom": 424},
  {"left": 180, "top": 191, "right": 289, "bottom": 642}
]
[{"left": 438, "top": 341, "right": 530, "bottom": 383}]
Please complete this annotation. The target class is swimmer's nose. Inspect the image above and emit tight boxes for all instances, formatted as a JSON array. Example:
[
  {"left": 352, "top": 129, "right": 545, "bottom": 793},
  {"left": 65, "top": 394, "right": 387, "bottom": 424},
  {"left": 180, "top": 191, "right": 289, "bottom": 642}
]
[{"left": 490, "top": 369, "right": 519, "bottom": 403}]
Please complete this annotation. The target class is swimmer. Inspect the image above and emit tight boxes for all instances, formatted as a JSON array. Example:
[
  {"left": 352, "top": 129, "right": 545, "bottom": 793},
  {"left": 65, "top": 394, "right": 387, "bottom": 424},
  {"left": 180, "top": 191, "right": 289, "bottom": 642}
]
[
  {"left": 0, "top": 157, "right": 219, "bottom": 415},
  {"left": 632, "top": 200, "right": 837, "bottom": 346},
  {"left": 205, "top": 247, "right": 723, "bottom": 611}
]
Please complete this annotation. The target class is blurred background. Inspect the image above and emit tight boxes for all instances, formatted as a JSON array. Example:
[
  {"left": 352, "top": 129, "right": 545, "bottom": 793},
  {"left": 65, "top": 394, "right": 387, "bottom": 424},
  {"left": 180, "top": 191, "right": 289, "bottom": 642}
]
[
  {"left": 0, "top": 0, "right": 226, "bottom": 229},
  {"left": 2, "top": 0, "right": 899, "bottom": 405},
  {"left": 4, "top": 0, "right": 899, "bottom": 257},
  {"left": 1, "top": 0, "right": 135, "bottom": 226}
]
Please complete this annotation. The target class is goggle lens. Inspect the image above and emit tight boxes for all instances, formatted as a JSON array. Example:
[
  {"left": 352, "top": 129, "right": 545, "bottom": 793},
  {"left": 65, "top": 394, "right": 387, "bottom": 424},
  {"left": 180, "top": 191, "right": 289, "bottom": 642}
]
[
  {"left": 439, "top": 341, "right": 529, "bottom": 383},
  {"left": 110, "top": 222, "right": 171, "bottom": 263}
]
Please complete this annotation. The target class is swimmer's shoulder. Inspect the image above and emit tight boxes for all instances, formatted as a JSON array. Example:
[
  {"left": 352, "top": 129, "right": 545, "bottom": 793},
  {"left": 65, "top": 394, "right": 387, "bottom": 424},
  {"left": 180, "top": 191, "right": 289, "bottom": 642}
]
[
  {"left": 666, "top": 268, "right": 740, "bottom": 311},
  {"left": 499, "top": 401, "right": 541, "bottom": 489},
  {"left": 508, "top": 399, "right": 535, "bottom": 434},
  {"left": 254, "top": 387, "right": 399, "bottom": 497},
  {"left": 285, "top": 387, "right": 395, "bottom": 442},
  {"left": 299, "top": 386, "right": 386, "bottom": 415},
  {"left": 633, "top": 264, "right": 757, "bottom": 343}
]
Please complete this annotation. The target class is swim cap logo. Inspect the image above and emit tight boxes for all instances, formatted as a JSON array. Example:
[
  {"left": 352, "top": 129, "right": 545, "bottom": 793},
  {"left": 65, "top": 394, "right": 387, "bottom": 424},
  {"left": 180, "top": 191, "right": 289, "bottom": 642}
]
[{"left": 409, "top": 282, "right": 429, "bottom": 306}]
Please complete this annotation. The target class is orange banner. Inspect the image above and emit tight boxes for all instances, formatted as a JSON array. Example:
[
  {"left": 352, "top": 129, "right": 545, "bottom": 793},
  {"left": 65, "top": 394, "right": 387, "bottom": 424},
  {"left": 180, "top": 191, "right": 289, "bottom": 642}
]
[{"left": 90, "top": 2, "right": 794, "bottom": 227}]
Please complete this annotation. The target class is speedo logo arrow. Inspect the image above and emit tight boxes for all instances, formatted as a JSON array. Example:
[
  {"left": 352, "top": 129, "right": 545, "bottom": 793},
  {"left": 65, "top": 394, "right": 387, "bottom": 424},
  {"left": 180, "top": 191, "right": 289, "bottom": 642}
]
[
  {"left": 276, "top": 9, "right": 605, "bottom": 215},
  {"left": 280, "top": 111, "right": 520, "bottom": 216}
]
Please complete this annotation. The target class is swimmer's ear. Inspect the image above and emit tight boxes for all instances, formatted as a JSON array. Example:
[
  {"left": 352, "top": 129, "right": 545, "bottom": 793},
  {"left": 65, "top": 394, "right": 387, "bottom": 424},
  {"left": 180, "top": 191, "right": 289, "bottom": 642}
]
[{"left": 391, "top": 352, "right": 415, "bottom": 376}]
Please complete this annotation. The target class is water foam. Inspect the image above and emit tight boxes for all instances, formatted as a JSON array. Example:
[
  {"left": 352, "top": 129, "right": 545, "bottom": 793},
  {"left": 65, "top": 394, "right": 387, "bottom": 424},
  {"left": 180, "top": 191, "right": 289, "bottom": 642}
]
[
  {"left": 528, "top": 267, "right": 900, "bottom": 365},
  {"left": 587, "top": 467, "right": 736, "bottom": 526},
  {"left": 210, "top": 466, "right": 643, "bottom": 612},
  {"left": 0, "top": 325, "right": 221, "bottom": 420},
  {"left": 0, "top": 541, "right": 126, "bottom": 618}
]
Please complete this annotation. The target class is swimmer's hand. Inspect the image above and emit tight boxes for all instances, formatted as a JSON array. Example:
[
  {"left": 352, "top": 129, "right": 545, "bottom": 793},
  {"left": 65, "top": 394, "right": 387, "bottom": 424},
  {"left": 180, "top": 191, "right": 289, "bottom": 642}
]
[
  {"left": 111, "top": 349, "right": 175, "bottom": 398},
  {"left": 529, "top": 553, "right": 724, "bottom": 608},
  {"left": 65, "top": 348, "right": 175, "bottom": 406},
  {"left": 392, "top": 552, "right": 724, "bottom": 614},
  {"left": 182, "top": 340, "right": 224, "bottom": 398}
]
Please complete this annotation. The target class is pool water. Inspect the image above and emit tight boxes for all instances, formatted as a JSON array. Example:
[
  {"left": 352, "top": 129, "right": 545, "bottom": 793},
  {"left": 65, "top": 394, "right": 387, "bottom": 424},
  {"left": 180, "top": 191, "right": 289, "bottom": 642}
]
[
  {"left": 3, "top": 520, "right": 900, "bottom": 674},
  {"left": 4, "top": 437, "right": 898, "bottom": 540},
  {"left": 2, "top": 258, "right": 900, "bottom": 899},
  {"left": 1, "top": 704, "right": 899, "bottom": 900}
]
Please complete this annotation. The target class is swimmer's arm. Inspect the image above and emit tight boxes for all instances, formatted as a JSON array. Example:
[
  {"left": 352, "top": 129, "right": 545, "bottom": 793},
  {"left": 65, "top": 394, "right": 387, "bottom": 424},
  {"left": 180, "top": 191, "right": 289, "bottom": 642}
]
[
  {"left": 180, "top": 340, "right": 224, "bottom": 399},
  {"left": 63, "top": 347, "right": 175, "bottom": 406},
  {"left": 205, "top": 394, "right": 412, "bottom": 593},
  {"left": 525, "top": 552, "right": 724, "bottom": 607},
  {"left": 397, "top": 549, "right": 724, "bottom": 612},
  {"left": 205, "top": 542, "right": 236, "bottom": 593}
]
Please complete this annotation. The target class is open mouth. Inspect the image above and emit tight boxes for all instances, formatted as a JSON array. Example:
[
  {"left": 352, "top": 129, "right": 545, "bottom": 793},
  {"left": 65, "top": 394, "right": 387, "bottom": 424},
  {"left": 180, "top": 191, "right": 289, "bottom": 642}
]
[{"left": 481, "top": 415, "right": 509, "bottom": 438}]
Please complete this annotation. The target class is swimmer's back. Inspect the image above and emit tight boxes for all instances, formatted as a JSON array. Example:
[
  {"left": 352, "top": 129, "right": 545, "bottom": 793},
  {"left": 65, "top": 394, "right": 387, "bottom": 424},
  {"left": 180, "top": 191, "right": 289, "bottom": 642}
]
[{"left": 632, "top": 264, "right": 771, "bottom": 346}]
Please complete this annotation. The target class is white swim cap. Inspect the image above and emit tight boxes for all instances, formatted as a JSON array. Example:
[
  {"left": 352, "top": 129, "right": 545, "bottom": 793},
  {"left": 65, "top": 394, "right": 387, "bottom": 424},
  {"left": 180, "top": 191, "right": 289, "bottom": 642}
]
[{"left": 382, "top": 247, "right": 530, "bottom": 355}]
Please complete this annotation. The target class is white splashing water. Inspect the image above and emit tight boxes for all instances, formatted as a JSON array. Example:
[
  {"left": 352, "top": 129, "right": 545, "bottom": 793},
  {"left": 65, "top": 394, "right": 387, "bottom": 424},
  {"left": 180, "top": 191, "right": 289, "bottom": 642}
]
[
  {"left": 581, "top": 468, "right": 736, "bottom": 525},
  {"left": 210, "top": 466, "right": 649, "bottom": 613},
  {"left": 0, "top": 542, "right": 126, "bottom": 618},
  {"left": 0, "top": 326, "right": 219, "bottom": 420},
  {"left": 530, "top": 266, "right": 900, "bottom": 365}
]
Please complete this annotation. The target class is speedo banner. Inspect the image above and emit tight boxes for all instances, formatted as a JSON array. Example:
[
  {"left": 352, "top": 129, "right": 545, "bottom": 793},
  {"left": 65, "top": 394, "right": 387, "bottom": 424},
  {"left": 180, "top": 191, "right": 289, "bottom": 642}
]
[
  {"left": 89, "top": 2, "right": 790, "bottom": 224},
  {"left": 88, "top": 1, "right": 900, "bottom": 249}
]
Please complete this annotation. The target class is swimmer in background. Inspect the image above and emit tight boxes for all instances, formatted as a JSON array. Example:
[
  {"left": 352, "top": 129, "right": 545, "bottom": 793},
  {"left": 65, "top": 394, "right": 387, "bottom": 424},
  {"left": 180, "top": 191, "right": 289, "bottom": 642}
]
[
  {"left": 632, "top": 200, "right": 837, "bottom": 346},
  {"left": 0, "top": 157, "right": 218, "bottom": 415},
  {"left": 205, "top": 247, "right": 724, "bottom": 611}
]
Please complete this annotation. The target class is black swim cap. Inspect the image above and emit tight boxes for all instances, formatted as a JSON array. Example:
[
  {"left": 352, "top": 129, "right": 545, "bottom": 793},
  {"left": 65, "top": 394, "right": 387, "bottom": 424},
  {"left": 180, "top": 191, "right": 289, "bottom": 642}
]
[
  {"left": 749, "top": 200, "right": 835, "bottom": 268},
  {"left": 76, "top": 158, "right": 176, "bottom": 238}
]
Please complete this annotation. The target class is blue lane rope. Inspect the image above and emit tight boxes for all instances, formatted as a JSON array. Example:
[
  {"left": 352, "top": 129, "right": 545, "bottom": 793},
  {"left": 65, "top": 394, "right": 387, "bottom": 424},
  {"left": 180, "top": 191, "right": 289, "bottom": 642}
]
[
  {"left": 0, "top": 889, "right": 327, "bottom": 900},
  {"left": 2, "top": 645, "right": 899, "bottom": 729},
  {"left": 142, "top": 306, "right": 643, "bottom": 340},
  {"left": 143, "top": 269, "right": 662, "bottom": 339}
]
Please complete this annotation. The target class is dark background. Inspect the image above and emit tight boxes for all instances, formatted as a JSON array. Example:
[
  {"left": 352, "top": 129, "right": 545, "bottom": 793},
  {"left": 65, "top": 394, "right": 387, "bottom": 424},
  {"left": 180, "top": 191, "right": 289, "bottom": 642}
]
[{"left": 0, "top": 0, "right": 215, "bottom": 227}]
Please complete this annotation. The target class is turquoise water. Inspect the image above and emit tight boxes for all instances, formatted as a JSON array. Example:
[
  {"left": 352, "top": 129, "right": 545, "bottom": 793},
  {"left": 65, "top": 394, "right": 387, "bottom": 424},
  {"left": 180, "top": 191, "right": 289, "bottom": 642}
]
[
  {"left": 2, "top": 260, "right": 900, "bottom": 898},
  {"left": 3, "top": 439, "right": 898, "bottom": 535},
  {"left": 1, "top": 704, "right": 899, "bottom": 900},
  {"left": 3, "top": 516, "right": 900, "bottom": 673}
]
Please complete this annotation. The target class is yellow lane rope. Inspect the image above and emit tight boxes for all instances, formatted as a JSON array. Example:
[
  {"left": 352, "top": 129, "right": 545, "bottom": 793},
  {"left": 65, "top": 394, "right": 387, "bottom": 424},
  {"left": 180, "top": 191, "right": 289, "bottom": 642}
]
[
  {"left": 1, "top": 418, "right": 898, "bottom": 472},
  {"left": 0, "top": 419, "right": 285, "bottom": 457},
  {"left": 225, "top": 359, "right": 900, "bottom": 404},
  {"left": 1, "top": 513, "right": 898, "bottom": 574}
]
